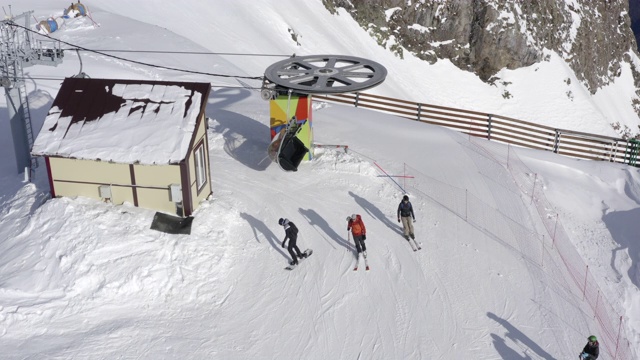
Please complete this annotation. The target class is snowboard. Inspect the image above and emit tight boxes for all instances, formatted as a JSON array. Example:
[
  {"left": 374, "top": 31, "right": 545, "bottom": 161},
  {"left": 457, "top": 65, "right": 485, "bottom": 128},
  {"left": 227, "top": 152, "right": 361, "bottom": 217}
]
[{"left": 285, "top": 249, "right": 313, "bottom": 270}]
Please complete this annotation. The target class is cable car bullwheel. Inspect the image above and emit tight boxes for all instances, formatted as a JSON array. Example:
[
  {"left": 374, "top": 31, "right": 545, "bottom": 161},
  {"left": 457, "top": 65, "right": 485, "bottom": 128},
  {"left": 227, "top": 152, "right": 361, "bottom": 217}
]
[{"left": 263, "top": 54, "right": 387, "bottom": 95}]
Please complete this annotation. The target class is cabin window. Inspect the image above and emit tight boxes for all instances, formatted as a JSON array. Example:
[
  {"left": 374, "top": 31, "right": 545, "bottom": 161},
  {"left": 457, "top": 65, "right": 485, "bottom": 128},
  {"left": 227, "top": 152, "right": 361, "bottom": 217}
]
[{"left": 194, "top": 143, "right": 207, "bottom": 191}]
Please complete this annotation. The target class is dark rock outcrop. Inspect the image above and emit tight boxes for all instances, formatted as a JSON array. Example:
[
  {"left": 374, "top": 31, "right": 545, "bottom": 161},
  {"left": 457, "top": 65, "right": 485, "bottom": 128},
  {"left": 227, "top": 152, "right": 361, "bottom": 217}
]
[{"left": 323, "top": 0, "right": 638, "bottom": 94}]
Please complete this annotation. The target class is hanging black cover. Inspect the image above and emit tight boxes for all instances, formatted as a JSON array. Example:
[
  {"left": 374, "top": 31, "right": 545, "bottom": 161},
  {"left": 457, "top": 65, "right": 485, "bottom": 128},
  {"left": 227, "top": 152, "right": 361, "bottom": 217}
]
[{"left": 278, "top": 134, "right": 308, "bottom": 171}]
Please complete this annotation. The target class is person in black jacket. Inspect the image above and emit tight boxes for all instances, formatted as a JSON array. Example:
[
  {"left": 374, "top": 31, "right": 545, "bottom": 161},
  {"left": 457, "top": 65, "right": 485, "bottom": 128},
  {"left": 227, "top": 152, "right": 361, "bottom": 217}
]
[
  {"left": 279, "top": 218, "right": 307, "bottom": 266},
  {"left": 579, "top": 335, "right": 599, "bottom": 360},
  {"left": 397, "top": 195, "right": 416, "bottom": 240}
]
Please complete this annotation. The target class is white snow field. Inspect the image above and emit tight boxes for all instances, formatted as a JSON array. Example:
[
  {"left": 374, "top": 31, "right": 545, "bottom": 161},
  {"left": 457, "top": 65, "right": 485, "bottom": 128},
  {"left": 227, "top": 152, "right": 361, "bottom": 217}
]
[{"left": 0, "top": 1, "right": 638, "bottom": 359}]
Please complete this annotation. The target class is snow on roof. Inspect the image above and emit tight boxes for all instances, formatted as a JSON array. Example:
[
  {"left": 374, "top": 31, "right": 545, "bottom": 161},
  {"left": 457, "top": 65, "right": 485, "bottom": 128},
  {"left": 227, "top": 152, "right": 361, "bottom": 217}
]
[{"left": 32, "top": 78, "right": 210, "bottom": 165}]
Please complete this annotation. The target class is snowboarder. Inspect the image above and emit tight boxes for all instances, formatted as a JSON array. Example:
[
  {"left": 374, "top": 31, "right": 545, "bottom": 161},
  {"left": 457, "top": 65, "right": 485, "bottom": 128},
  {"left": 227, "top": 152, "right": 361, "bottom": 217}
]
[
  {"left": 347, "top": 214, "right": 367, "bottom": 256},
  {"left": 397, "top": 195, "right": 416, "bottom": 241},
  {"left": 279, "top": 218, "right": 307, "bottom": 266},
  {"left": 579, "top": 335, "right": 599, "bottom": 360}
]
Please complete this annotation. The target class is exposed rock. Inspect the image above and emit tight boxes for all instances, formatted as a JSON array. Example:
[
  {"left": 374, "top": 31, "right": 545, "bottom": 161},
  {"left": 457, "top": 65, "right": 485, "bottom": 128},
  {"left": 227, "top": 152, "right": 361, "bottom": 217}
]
[{"left": 323, "top": 0, "right": 638, "bottom": 94}]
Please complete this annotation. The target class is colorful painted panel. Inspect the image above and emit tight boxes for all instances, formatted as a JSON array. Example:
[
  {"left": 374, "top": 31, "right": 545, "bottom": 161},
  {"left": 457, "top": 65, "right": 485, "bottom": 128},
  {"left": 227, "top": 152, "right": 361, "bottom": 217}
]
[{"left": 269, "top": 94, "right": 313, "bottom": 160}]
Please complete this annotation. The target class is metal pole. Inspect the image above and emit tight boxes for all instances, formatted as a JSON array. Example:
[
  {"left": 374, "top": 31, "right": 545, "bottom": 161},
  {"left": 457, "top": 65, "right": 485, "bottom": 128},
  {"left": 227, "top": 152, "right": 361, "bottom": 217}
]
[{"left": 582, "top": 265, "right": 589, "bottom": 301}]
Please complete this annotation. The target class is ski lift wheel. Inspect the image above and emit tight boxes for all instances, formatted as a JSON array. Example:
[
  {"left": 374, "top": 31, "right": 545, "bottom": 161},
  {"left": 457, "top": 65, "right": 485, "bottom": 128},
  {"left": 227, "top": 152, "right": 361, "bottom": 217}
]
[{"left": 264, "top": 55, "right": 387, "bottom": 94}]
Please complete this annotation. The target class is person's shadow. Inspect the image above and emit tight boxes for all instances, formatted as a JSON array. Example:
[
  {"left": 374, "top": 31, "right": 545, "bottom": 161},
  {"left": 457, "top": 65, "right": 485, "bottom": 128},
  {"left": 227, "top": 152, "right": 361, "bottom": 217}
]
[
  {"left": 491, "top": 333, "right": 533, "bottom": 359},
  {"left": 348, "top": 191, "right": 404, "bottom": 237},
  {"left": 239, "top": 212, "right": 288, "bottom": 260},
  {"left": 298, "top": 208, "right": 355, "bottom": 253},
  {"left": 488, "top": 312, "right": 556, "bottom": 359},
  {"left": 603, "top": 207, "right": 640, "bottom": 288}
]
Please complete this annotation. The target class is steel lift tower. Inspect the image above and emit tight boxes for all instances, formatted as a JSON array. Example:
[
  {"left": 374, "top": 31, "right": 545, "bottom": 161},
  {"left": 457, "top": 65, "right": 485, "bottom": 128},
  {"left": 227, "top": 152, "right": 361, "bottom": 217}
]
[{"left": 1, "top": 10, "right": 63, "bottom": 177}]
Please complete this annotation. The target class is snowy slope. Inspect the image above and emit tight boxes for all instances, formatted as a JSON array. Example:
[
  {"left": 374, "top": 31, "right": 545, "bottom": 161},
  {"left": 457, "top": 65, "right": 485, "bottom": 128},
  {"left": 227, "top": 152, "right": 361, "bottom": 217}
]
[{"left": 0, "top": 1, "right": 638, "bottom": 359}]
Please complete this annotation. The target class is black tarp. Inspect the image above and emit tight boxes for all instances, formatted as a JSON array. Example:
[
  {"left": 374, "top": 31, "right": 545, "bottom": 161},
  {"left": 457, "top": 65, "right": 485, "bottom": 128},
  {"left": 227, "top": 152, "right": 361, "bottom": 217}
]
[
  {"left": 150, "top": 212, "right": 193, "bottom": 235},
  {"left": 278, "top": 135, "right": 308, "bottom": 171}
]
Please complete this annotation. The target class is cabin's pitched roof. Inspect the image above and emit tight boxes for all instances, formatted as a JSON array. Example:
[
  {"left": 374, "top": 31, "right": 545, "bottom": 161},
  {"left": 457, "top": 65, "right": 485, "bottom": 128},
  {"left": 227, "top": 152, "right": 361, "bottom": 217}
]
[{"left": 32, "top": 78, "right": 210, "bottom": 165}]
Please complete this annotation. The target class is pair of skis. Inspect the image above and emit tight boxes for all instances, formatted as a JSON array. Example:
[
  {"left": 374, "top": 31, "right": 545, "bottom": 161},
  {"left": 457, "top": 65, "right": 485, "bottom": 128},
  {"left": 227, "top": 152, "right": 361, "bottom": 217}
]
[
  {"left": 353, "top": 253, "right": 370, "bottom": 271},
  {"left": 407, "top": 237, "right": 421, "bottom": 251}
]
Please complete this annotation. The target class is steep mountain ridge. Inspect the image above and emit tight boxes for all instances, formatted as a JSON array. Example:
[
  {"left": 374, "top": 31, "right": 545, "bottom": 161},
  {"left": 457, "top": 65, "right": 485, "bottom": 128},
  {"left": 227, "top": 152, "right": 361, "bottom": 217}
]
[{"left": 324, "top": 0, "right": 640, "bottom": 117}]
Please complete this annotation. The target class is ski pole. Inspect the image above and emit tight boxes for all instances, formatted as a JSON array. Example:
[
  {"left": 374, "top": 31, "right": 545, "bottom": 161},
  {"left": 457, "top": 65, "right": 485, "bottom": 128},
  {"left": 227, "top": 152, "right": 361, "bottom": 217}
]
[{"left": 347, "top": 231, "right": 351, "bottom": 252}]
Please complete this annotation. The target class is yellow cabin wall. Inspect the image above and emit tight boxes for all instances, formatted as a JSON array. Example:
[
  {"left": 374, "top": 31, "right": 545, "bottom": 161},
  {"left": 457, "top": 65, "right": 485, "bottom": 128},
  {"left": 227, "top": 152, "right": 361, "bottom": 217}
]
[
  {"left": 133, "top": 163, "right": 182, "bottom": 214},
  {"left": 136, "top": 187, "right": 177, "bottom": 214},
  {"left": 50, "top": 157, "right": 130, "bottom": 184},
  {"left": 46, "top": 114, "right": 211, "bottom": 217},
  {"left": 133, "top": 163, "right": 181, "bottom": 187}
]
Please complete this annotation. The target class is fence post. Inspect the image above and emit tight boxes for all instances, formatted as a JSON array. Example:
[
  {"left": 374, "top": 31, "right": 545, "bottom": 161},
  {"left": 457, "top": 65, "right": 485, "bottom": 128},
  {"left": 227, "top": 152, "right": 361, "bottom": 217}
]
[
  {"left": 611, "top": 140, "right": 619, "bottom": 163},
  {"left": 593, "top": 289, "right": 600, "bottom": 319},
  {"left": 541, "top": 235, "right": 545, "bottom": 268},
  {"left": 553, "top": 130, "right": 560, "bottom": 153},
  {"left": 403, "top": 163, "right": 406, "bottom": 190},
  {"left": 465, "top": 189, "right": 468, "bottom": 221},
  {"left": 625, "top": 138, "right": 640, "bottom": 166},
  {"left": 552, "top": 214, "right": 559, "bottom": 250},
  {"left": 417, "top": 103, "right": 422, "bottom": 122},
  {"left": 354, "top": 92, "right": 360, "bottom": 107},
  {"left": 487, "top": 114, "right": 492, "bottom": 141},
  {"left": 530, "top": 173, "right": 537, "bottom": 205},
  {"left": 614, "top": 316, "right": 622, "bottom": 360},
  {"left": 582, "top": 265, "right": 589, "bottom": 301}
]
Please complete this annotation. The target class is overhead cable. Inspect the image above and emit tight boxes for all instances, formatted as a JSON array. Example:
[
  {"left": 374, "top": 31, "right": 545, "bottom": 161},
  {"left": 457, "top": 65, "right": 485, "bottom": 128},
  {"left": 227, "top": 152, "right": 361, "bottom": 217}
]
[{"left": 9, "top": 22, "right": 267, "bottom": 81}]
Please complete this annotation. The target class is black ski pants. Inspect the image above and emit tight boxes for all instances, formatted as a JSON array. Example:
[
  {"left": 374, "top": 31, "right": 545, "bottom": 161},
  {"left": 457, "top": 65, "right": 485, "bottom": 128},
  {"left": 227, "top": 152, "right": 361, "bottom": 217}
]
[
  {"left": 353, "top": 235, "right": 366, "bottom": 253},
  {"left": 287, "top": 238, "right": 303, "bottom": 262}
]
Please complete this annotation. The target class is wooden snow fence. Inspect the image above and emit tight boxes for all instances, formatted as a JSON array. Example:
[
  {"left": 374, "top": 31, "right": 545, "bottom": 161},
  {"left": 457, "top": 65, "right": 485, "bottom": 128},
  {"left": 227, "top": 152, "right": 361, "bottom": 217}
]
[{"left": 314, "top": 92, "right": 639, "bottom": 167}]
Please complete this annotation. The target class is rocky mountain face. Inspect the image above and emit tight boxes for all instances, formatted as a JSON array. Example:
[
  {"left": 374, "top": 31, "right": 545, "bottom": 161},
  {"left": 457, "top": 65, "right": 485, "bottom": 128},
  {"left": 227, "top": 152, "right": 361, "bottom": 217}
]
[{"left": 323, "top": 0, "right": 639, "bottom": 110}]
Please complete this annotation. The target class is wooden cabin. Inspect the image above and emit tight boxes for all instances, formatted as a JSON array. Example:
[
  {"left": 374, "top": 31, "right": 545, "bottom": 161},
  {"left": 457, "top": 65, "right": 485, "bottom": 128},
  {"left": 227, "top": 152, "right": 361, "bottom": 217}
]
[{"left": 32, "top": 78, "right": 212, "bottom": 217}]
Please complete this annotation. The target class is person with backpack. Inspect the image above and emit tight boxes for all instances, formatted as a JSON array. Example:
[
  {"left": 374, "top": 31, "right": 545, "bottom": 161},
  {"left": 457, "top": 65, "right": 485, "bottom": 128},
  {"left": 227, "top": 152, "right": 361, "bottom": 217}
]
[
  {"left": 347, "top": 214, "right": 367, "bottom": 257},
  {"left": 279, "top": 218, "right": 307, "bottom": 266},
  {"left": 579, "top": 335, "right": 599, "bottom": 359},
  {"left": 397, "top": 194, "right": 416, "bottom": 241}
]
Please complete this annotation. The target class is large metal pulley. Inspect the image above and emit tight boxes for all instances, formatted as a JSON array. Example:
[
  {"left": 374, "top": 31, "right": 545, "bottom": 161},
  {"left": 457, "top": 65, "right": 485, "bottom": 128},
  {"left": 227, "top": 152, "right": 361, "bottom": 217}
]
[{"left": 263, "top": 54, "right": 387, "bottom": 95}]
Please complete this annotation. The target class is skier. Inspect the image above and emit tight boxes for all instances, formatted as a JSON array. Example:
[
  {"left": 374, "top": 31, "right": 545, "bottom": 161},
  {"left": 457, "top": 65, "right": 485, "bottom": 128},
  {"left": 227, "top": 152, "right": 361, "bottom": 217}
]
[
  {"left": 397, "top": 195, "right": 416, "bottom": 241},
  {"left": 579, "top": 335, "right": 599, "bottom": 360},
  {"left": 347, "top": 214, "right": 367, "bottom": 257},
  {"left": 279, "top": 218, "right": 307, "bottom": 266}
]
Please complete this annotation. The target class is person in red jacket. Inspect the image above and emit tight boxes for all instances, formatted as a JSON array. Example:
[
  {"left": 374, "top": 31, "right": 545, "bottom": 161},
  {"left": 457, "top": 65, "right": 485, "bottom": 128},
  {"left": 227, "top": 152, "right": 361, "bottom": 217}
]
[{"left": 347, "top": 214, "right": 367, "bottom": 258}]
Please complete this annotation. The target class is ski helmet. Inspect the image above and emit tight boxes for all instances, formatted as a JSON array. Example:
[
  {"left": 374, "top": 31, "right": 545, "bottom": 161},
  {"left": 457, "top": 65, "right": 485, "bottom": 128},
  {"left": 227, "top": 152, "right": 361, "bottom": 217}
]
[
  {"left": 588, "top": 335, "right": 597, "bottom": 342},
  {"left": 402, "top": 195, "right": 409, "bottom": 201},
  {"left": 278, "top": 218, "right": 285, "bottom": 226},
  {"left": 351, "top": 214, "right": 357, "bottom": 220}
]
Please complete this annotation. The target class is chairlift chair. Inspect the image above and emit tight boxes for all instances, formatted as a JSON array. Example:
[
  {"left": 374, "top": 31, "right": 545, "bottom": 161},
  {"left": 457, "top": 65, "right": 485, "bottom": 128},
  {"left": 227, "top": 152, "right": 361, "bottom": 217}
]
[{"left": 267, "top": 117, "right": 309, "bottom": 172}]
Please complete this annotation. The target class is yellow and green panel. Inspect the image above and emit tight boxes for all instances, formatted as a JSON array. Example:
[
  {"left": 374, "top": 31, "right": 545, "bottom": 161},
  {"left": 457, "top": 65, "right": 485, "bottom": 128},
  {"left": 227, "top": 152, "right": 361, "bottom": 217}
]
[{"left": 270, "top": 93, "right": 313, "bottom": 160}]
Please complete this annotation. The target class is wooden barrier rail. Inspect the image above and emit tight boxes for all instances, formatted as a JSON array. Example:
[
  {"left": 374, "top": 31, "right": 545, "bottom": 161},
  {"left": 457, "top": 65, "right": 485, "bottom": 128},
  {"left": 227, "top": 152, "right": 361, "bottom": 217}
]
[{"left": 313, "top": 92, "right": 639, "bottom": 167}]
